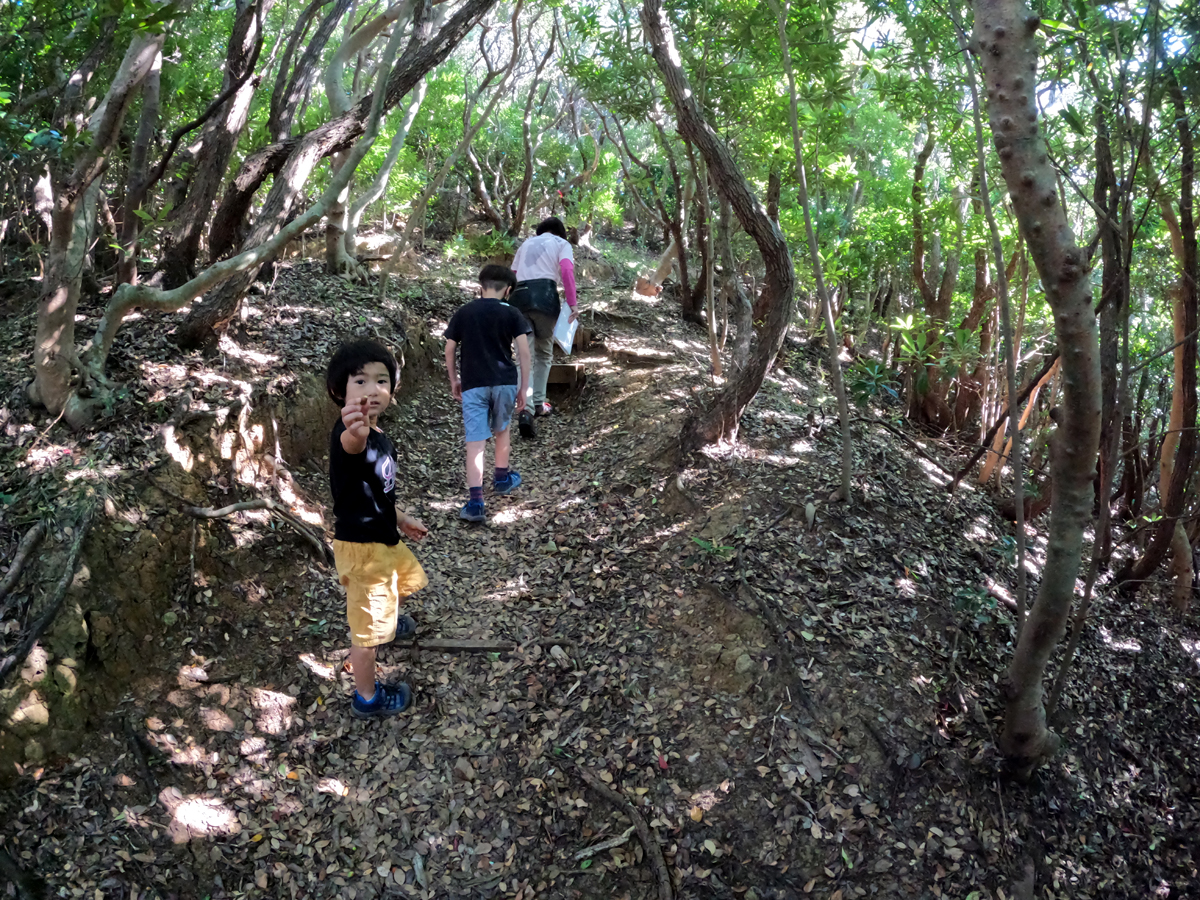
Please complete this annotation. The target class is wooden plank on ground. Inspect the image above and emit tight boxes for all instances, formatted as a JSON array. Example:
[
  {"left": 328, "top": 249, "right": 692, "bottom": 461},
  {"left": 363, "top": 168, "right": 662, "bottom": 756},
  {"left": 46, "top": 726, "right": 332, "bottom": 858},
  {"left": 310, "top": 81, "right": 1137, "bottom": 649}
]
[
  {"left": 610, "top": 347, "right": 674, "bottom": 366},
  {"left": 548, "top": 363, "right": 585, "bottom": 386}
]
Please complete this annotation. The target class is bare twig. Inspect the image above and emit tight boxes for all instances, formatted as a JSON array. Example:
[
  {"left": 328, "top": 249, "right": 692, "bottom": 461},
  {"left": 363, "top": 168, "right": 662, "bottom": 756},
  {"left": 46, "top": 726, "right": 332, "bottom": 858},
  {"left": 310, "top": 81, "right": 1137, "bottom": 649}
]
[
  {"left": 947, "top": 351, "right": 1060, "bottom": 492},
  {"left": 0, "top": 508, "right": 94, "bottom": 686},
  {"left": 185, "top": 498, "right": 332, "bottom": 564},
  {"left": 573, "top": 824, "right": 637, "bottom": 861},
  {"left": 124, "top": 716, "right": 159, "bottom": 804},
  {"left": 853, "top": 417, "right": 956, "bottom": 477},
  {"left": 0, "top": 521, "right": 46, "bottom": 606},
  {"left": 569, "top": 761, "right": 673, "bottom": 900},
  {"left": 186, "top": 521, "right": 196, "bottom": 604},
  {"left": 394, "top": 638, "right": 518, "bottom": 653}
]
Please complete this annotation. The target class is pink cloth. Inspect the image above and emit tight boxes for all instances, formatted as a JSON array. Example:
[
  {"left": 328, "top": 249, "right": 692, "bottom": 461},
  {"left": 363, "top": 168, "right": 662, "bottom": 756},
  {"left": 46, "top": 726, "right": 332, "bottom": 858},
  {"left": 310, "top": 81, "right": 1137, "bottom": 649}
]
[{"left": 559, "top": 258, "right": 577, "bottom": 308}]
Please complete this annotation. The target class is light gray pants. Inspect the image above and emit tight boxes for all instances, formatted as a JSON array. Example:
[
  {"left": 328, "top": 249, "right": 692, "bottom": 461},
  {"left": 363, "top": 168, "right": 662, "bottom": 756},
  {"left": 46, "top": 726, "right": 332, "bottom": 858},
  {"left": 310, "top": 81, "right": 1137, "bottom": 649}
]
[{"left": 524, "top": 309, "right": 556, "bottom": 407}]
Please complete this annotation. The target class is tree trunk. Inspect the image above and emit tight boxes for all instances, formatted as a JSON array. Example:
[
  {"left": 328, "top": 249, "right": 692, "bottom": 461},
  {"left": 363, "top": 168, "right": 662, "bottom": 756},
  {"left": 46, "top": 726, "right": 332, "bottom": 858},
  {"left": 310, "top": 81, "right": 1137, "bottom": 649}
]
[
  {"left": 1116, "top": 76, "right": 1197, "bottom": 593},
  {"left": 182, "top": 0, "right": 496, "bottom": 347},
  {"left": 270, "top": 0, "right": 352, "bottom": 141},
  {"left": 965, "top": 0, "right": 1102, "bottom": 776},
  {"left": 771, "top": 0, "right": 851, "bottom": 500},
  {"left": 116, "top": 50, "right": 163, "bottom": 286},
  {"left": 641, "top": 0, "right": 795, "bottom": 452},
  {"left": 158, "top": 0, "right": 275, "bottom": 288},
  {"left": 716, "top": 193, "right": 752, "bottom": 371},
  {"left": 323, "top": 0, "right": 419, "bottom": 278},
  {"left": 207, "top": 0, "right": 498, "bottom": 263},
  {"left": 509, "top": 29, "right": 557, "bottom": 235},
  {"left": 344, "top": 80, "right": 428, "bottom": 258},
  {"left": 30, "top": 30, "right": 165, "bottom": 417}
]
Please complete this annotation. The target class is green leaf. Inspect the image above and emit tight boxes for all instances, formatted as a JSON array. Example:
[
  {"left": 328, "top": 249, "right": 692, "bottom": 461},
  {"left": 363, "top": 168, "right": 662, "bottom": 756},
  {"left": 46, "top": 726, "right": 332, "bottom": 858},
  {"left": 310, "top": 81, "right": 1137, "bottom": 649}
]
[
  {"left": 1059, "top": 105, "right": 1087, "bottom": 138},
  {"left": 1039, "top": 19, "right": 1078, "bottom": 34}
]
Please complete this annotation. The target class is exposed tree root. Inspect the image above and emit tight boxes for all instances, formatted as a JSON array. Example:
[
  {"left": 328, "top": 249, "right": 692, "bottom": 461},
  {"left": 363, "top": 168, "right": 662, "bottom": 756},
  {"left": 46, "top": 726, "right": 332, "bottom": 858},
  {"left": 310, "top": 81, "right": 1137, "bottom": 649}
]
[
  {"left": 0, "top": 508, "right": 94, "bottom": 686},
  {"left": 184, "top": 498, "right": 333, "bottom": 564},
  {"left": 0, "top": 521, "right": 46, "bottom": 607},
  {"left": 569, "top": 759, "right": 673, "bottom": 900}
]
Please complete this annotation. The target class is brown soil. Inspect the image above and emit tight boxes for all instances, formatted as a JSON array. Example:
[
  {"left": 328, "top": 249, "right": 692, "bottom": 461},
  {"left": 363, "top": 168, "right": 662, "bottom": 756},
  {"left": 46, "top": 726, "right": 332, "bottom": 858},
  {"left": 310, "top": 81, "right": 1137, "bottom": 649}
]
[{"left": 0, "top": 248, "right": 1197, "bottom": 900}]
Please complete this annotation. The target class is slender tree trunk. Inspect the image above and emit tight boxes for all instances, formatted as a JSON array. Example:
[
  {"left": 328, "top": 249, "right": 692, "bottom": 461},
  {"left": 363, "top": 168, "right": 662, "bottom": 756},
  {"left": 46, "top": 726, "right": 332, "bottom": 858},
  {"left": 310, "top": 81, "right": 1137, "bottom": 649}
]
[
  {"left": 509, "top": 29, "right": 556, "bottom": 235},
  {"left": 206, "top": 0, "right": 497, "bottom": 263},
  {"left": 966, "top": 0, "right": 1102, "bottom": 775},
  {"left": 270, "top": 0, "right": 352, "bottom": 141},
  {"left": 323, "top": 0, "right": 419, "bottom": 278},
  {"left": 344, "top": 80, "right": 428, "bottom": 257},
  {"left": 394, "top": 12, "right": 521, "bottom": 255},
  {"left": 30, "top": 30, "right": 166, "bottom": 418},
  {"left": 1116, "top": 76, "right": 1197, "bottom": 594},
  {"left": 716, "top": 193, "right": 752, "bottom": 371},
  {"left": 690, "top": 149, "right": 720, "bottom": 377},
  {"left": 641, "top": 0, "right": 795, "bottom": 452},
  {"left": 771, "top": 0, "right": 851, "bottom": 500},
  {"left": 116, "top": 51, "right": 163, "bottom": 286},
  {"left": 157, "top": 0, "right": 274, "bottom": 288}
]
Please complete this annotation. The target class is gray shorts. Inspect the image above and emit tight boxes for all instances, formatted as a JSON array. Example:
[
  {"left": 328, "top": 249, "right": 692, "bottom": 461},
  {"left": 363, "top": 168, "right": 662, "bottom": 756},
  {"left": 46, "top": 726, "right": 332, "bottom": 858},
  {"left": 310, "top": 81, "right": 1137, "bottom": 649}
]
[{"left": 461, "top": 384, "right": 518, "bottom": 442}]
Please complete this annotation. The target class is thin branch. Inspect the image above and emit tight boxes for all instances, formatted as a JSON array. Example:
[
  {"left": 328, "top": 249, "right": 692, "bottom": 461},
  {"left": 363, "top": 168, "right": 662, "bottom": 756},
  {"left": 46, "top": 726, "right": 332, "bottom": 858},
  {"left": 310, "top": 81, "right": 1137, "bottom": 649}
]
[
  {"left": 948, "top": 351, "right": 1060, "bottom": 492},
  {"left": 0, "top": 521, "right": 46, "bottom": 607},
  {"left": 569, "top": 761, "right": 673, "bottom": 900},
  {"left": 0, "top": 508, "right": 94, "bottom": 686},
  {"left": 185, "top": 498, "right": 333, "bottom": 564}
]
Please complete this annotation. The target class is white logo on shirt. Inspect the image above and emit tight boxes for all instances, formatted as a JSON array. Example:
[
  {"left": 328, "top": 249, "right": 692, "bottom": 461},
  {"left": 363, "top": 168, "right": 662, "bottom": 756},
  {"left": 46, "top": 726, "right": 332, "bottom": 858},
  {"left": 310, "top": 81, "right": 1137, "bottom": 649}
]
[{"left": 380, "top": 455, "right": 395, "bottom": 494}]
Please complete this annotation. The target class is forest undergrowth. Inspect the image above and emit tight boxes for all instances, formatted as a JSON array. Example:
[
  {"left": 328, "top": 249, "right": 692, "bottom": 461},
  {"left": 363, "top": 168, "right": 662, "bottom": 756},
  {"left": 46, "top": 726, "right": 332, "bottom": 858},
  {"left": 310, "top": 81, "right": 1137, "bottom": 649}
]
[{"left": 1, "top": 243, "right": 1198, "bottom": 900}]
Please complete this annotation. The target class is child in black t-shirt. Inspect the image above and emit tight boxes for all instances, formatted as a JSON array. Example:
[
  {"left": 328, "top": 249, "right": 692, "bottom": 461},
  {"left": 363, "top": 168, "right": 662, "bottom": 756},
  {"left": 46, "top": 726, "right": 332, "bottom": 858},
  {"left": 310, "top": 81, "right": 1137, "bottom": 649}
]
[
  {"left": 444, "top": 264, "right": 533, "bottom": 523},
  {"left": 326, "top": 339, "right": 429, "bottom": 719}
]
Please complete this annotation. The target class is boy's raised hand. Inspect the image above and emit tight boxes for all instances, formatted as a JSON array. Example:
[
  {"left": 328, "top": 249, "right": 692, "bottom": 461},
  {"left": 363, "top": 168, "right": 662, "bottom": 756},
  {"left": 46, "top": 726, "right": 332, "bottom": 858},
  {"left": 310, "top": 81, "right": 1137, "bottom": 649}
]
[{"left": 342, "top": 396, "right": 371, "bottom": 442}]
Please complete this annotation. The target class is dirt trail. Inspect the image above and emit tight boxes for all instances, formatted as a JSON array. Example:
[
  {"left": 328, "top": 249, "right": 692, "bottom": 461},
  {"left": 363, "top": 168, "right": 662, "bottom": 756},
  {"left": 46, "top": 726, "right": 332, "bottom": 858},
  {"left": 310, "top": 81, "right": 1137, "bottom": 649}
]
[{"left": 2, "top": 253, "right": 1199, "bottom": 899}]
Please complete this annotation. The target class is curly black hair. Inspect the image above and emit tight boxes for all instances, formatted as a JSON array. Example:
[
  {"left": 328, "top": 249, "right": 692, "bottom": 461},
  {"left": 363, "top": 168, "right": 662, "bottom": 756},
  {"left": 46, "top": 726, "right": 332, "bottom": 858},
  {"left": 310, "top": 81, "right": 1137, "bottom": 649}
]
[{"left": 325, "top": 338, "right": 399, "bottom": 403}]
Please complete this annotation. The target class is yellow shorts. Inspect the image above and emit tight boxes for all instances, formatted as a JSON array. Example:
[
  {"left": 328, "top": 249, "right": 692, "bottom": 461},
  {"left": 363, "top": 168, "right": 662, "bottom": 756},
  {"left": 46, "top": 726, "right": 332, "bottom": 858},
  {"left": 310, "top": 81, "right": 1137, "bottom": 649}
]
[{"left": 333, "top": 539, "right": 429, "bottom": 648}]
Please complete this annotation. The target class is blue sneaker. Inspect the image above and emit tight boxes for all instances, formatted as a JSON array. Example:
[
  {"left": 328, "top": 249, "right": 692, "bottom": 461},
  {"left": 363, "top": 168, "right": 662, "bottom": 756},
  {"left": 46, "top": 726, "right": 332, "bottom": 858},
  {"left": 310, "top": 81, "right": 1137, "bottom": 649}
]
[
  {"left": 459, "top": 499, "right": 486, "bottom": 522},
  {"left": 393, "top": 614, "right": 417, "bottom": 642},
  {"left": 351, "top": 681, "right": 412, "bottom": 719},
  {"left": 494, "top": 471, "right": 522, "bottom": 495}
]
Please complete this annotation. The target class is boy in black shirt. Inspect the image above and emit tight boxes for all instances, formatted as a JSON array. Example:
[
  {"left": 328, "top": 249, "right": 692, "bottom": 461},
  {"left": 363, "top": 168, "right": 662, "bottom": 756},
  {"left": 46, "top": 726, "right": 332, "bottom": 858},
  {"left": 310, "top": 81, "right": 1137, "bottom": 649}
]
[
  {"left": 326, "top": 339, "right": 429, "bottom": 718},
  {"left": 444, "top": 264, "right": 533, "bottom": 522}
]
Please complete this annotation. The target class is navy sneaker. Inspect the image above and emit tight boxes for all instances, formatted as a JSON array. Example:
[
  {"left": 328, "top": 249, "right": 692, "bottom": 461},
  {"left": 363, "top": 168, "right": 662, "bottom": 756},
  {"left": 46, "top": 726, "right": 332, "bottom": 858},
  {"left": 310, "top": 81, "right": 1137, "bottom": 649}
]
[
  {"left": 494, "top": 471, "right": 522, "bottom": 495},
  {"left": 459, "top": 499, "right": 486, "bottom": 522},
  {"left": 518, "top": 409, "right": 536, "bottom": 439},
  {"left": 393, "top": 614, "right": 417, "bottom": 642},
  {"left": 351, "top": 681, "right": 412, "bottom": 719}
]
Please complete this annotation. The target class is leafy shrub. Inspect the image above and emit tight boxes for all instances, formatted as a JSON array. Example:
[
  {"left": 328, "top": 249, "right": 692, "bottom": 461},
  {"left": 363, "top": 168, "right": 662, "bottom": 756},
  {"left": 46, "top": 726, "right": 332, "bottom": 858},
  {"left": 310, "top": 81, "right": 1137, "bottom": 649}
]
[
  {"left": 847, "top": 359, "right": 899, "bottom": 405},
  {"left": 468, "top": 231, "right": 516, "bottom": 259}
]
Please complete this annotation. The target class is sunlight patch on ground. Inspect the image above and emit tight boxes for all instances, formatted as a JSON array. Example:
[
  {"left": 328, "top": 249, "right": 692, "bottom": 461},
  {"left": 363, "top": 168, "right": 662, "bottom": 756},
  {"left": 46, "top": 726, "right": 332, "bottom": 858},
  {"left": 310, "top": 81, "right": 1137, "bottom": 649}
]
[
  {"left": 482, "top": 576, "right": 530, "bottom": 602},
  {"left": 1179, "top": 639, "right": 1200, "bottom": 672},
  {"left": 159, "top": 787, "right": 242, "bottom": 843},
  {"left": 218, "top": 334, "right": 278, "bottom": 366},
  {"left": 492, "top": 506, "right": 540, "bottom": 525},
  {"left": 69, "top": 461, "right": 124, "bottom": 482},
  {"left": 299, "top": 653, "right": 336, "bottom": 680},
  {"left": 199, "top": 707, "right": 235, "bottom": 733},
  {"left": 252, "top": 689, "right": 296, "bottom": 735},
  {"left": 916, "top": 457, "right": 952, "bottom": 486},
  {"left": 316, "top": 777, "right": 350, "bottom": 797}
]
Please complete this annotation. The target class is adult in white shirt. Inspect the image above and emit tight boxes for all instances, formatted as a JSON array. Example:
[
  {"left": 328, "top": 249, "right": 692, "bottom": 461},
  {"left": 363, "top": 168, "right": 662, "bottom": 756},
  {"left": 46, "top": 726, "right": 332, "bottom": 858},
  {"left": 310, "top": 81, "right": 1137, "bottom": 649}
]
[{"left": 510, "top": 216, "right": 579, "bottom": 436}]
